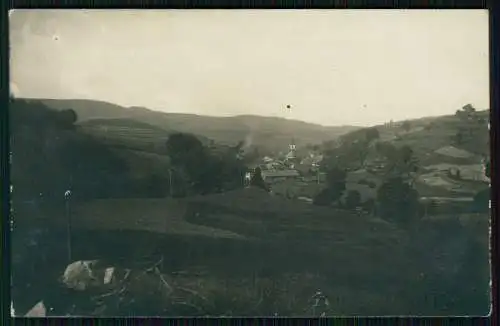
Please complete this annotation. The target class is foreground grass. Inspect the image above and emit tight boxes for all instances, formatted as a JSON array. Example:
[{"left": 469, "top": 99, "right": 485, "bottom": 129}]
[{"left": 11, "top": 188, "right": 490, "bottom": 316}]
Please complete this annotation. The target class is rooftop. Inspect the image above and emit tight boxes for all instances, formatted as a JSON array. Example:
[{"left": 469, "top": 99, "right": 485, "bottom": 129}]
[{"left": 262, "top": 169, "right": 300, "bottom": 178}]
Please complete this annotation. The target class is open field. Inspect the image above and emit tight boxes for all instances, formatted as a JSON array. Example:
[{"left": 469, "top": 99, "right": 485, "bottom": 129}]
[
  {"left": 12, "top": 188, "right": 490, "bottom": 316},
  {"left": 77, "top": 121, "right": 171, "bottom": 154}
]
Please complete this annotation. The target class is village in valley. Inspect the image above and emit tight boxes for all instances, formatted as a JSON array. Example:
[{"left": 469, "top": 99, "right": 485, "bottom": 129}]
[
  {"left": 243, "top": 104, "right": 489, "bottom": 217},
  {"left": 10, "top": 95, "right": 491, "bottom": 317},
  {"left": 10, "top": 10, "right": 490, "bottom": 318}
]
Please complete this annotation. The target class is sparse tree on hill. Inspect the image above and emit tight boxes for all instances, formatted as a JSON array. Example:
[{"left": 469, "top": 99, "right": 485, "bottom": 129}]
[
  {"left": 376, "top": 177, "right": 422, "bottom": 227},
  {"left": 462, "top": 103, "right": 476, "bottom": 114},
  {"left": 456, "top": 104, "right": 477, "bottom": 120},
  {"left": 456, "top": 104, "right": 479, "bottom": 129}
]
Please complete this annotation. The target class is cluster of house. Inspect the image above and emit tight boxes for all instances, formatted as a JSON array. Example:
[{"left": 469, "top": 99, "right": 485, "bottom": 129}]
[{"left": 244, "top": 144, "right": 324, "bottom": 188}]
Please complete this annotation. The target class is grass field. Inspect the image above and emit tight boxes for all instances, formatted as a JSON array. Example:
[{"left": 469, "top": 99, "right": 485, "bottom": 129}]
[
  {"left": 12, "top": 184, "right": 490, "bottom": 316},
  {"left": 77, "top": 122, "right": 170, "bottom": 153}
]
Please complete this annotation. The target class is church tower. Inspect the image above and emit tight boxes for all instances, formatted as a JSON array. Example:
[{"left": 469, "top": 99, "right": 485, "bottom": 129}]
[{"left": 284, "top": 104, "right": 297, "bottom": 168}]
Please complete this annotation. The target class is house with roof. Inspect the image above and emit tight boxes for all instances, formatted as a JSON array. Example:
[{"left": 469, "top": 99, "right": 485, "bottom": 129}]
[{"left": 261, "top": 169, "right": 300, "bottom": 184}]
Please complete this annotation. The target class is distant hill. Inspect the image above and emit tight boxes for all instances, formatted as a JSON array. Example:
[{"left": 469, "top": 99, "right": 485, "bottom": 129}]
[
  {"left": 324, "top": 109, "right": 489, "bottom": 160},
  {"left": 28, "top": 98, "right": 360, "bottom": 154}
]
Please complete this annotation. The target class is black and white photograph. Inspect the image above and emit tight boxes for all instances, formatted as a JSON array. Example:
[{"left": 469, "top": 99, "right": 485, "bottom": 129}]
[{"left": 9, "top": 9, "right": 491, "bottom": 317}]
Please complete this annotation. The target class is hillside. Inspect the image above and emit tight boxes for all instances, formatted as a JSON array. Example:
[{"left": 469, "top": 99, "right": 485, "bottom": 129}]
[
  {"left": 30, "top": 98, "right": 359, "bottom": 154},
  {"left": 76, "top": 118, "right": 173, "bottom": 154},
  {"left": 332, "top": 110, "right": 489, "bottom": 157},
  {"left": 11, "top": 99, "right": 489, "bottom": 316},
  {"left": 320, "top": 109, "right": 490, "bottom": 201}
]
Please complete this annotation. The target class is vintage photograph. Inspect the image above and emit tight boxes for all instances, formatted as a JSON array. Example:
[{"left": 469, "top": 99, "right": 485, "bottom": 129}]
[{"left": 9, "top": 9, "right": 490, "bottom": 317}]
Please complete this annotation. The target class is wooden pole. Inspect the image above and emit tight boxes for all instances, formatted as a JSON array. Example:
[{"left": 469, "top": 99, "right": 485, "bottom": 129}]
[
  {"left": 169, "top": 169, "right": 173, "bottom": 196},
  {"left": 65, "top": 192, "right": 72, "bottom": 263}
]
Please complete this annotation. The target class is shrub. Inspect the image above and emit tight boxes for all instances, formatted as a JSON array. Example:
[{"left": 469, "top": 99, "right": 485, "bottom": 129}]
[{"left": 376, "top": 177, "right": 422, "bottom": 226}]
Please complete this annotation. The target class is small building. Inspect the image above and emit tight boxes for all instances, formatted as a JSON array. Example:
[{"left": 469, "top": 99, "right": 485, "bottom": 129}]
[{"left": 261, "top": 169, "right": 300, "bottom": 183}]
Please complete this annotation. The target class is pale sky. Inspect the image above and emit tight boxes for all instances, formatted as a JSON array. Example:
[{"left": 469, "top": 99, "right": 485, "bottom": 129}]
[{"left": 9, "top": 9, "right": 489, "bottom": 126}]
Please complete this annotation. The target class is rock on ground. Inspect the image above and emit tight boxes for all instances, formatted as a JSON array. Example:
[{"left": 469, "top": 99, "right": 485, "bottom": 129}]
[{"left": 61, "top": 260, "right": 101, "bottom": 291}]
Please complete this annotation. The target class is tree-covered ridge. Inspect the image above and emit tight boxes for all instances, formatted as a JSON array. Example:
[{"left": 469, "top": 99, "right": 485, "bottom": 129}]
[
  {"left": 10, "top": 98, "right": 130, "bottom": 202},
  {"left": 10, "top": 99, "right": 250, "bottom": 205}
]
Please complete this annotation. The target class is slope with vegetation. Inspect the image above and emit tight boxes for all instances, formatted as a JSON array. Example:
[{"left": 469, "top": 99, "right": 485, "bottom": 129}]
[
  {"left": 36, "top": 98, "right": 359, "bottom": 154},
  {"left": 10, "top": 98, "right": 490, "bottom": 316},
  {"left": 301, "top": 104, "right": 491, "bottom": 315},
  {"left": 319, "top": 105, "right": 489, "bottom": 202}
]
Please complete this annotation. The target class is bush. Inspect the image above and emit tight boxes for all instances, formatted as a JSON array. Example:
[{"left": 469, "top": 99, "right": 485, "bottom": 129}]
[
  {"left": 166, "top": 133, "right": 247, "bottom": 195},
  {"left": 376, "top": 177, "right": 422, "bottom": 226}
]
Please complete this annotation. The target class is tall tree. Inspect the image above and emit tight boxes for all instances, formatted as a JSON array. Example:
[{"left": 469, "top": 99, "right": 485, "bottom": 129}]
[
  {"left": 166, "top": 133, "right": 210, "bottom": 191},
  {"left": 313, "top": 166, "right": 346, "bottom": 206},
  {"left": 376, "top": 177, "right": 421, "bottom": 227},
  {"left": 166, "top": 133, "right": 208, "bottom": 170}
]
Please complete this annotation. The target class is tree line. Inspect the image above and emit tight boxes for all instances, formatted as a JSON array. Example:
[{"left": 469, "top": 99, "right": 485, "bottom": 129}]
[{"left": 10, "top": 98, "right": 248, "bottom": 208}]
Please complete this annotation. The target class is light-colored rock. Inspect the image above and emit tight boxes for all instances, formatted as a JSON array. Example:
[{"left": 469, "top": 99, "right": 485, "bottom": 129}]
[
  {"left": 25, "top": 301, "right": 46, "bottom": 317},
  {"left": 103, "top": 267, "right": 115, "bottom": 284},
  {"left": 61, "top": 260, "right": 99, "bottom": 291}
]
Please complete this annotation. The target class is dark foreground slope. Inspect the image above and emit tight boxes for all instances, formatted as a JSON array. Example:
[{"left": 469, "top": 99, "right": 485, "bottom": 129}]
[{"left": 12, "top": 188, "right": 490, "bottom": 316}]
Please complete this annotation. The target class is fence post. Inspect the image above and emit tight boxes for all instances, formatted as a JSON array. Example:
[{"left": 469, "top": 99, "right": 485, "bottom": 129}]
[{"left": 64, "top": 190, "right": 72, "bottom": 263}]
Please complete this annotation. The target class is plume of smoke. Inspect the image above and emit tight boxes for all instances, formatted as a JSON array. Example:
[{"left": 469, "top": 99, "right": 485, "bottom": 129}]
[{"left": 242, "top": 133, "right": 254, "bottom": 151}]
